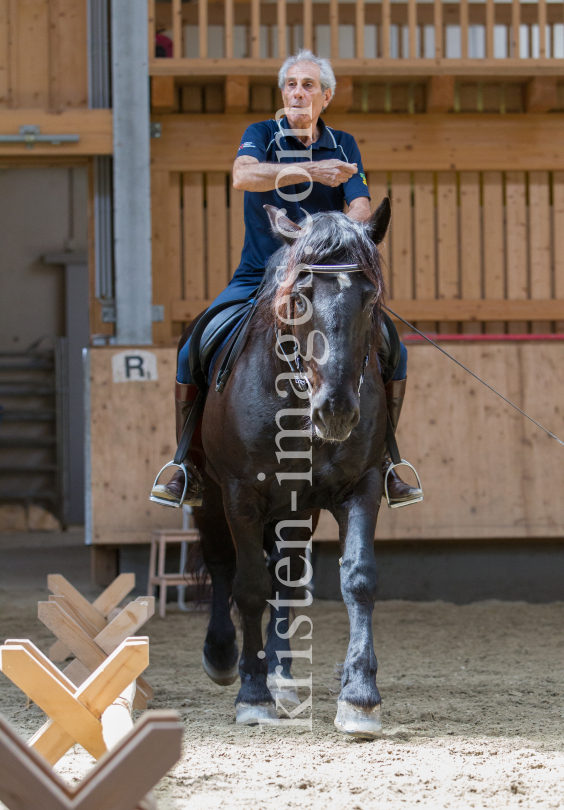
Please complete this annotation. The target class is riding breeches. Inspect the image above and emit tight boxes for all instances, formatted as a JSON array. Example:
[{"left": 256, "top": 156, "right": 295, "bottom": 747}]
[{"left": 176, "top": 279, "right": 409, "bottom": 385}]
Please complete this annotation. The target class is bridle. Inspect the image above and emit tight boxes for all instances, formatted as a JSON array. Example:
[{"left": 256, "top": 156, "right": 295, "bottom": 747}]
[{"left": 276, "top": 262, "right": 372, "bottom": 396}]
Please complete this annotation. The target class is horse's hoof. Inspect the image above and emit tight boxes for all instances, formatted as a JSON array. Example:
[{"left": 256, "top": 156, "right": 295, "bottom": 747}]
[
  {"left": 267, "top": 674, "right": 301, "bottom": 706},
  {"left": 334, "top": 700, "right": 382, "bottom": 739},
  {"left": 202, "top": 653, "right": 239, "bottom": 686},
  {"left": 236, "top": 702, "right": 278, "bottom": 726}
]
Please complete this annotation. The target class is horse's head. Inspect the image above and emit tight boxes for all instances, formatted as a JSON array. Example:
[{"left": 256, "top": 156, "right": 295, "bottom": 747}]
[{"left": 264, "top": 199, "right": 391, "bottom": 442}]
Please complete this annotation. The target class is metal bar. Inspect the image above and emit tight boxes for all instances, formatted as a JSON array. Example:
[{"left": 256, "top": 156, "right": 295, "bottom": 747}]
[
  {"left": 172, "top": 0, "right": 182, "bottom": 58},
  {"left": 84, "top": 348, "right": 92, "bottom": 545},
  {"left": 111, "top": 0, "right": 153, "bottom": 345},
  {"left": 277, "top": 0, "right": 286, "bottom": 58},
  {"left": 251, "top": 0, "right": 260, "bottom": 58},
  {"left": 486, "top": 0, "right": 494, "bottom": 59},
  {"left": 199, "top": 0, "right": 208, "bottom": 58},
  {"left": 355, "top": 0, "right": 364, "bottom": 58},
  {"left": 88, "top": 0, "right": 111, "bottom": 108},
  {"left": 0, "top": 133, "right": 79, "bottom": 145},
  {"left": 303, "top": 0, "right": 313, "bottom": 50},
  {"left": 330, "top": 0, "right": 339, "bottom": 59},
  {"left": 225, "top": 0, "right": 234, "bottom": 58},
  {"left": 434, "top": 0, "right": 443, "bottom": 59}
]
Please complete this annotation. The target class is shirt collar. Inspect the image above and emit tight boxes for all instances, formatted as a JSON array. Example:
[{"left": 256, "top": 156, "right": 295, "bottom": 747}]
[{"left": 278, "top": 116, "right": 336, "bottom": 150}]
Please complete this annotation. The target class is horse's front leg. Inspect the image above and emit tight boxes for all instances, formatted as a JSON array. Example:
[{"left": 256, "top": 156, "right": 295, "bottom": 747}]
[
  {"left": 224, "top": 486, "right": 277, "bottom": 725},
  {"left": 332, "top": 467, "right": 383, "bottom": 738}
]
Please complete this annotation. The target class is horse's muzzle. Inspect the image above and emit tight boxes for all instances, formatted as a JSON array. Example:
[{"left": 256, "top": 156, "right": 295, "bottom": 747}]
[{"left": 311, "top": 397, "right": 360, "bottom": 442}]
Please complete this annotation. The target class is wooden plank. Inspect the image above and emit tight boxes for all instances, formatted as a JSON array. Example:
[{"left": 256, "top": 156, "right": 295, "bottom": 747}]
[
  {"left": 355, "top": 0, "right": 364, "bottom": 59},
  {"left": 554, "top": 172, "right": 564, "bottom": 333},
  {"left": 150, "top": 114, "right": 564, "bottom": 173},
  {"left": 505, "top": 171, "right": 528, "bottom": 333},
  {"left": 172, "top": 0, "right": 182, "bottom": 58},
  {"left": 389, "top": 172, "right": 413, "bottom": 303},
  {"left": 0, "top": 645, "right": 106, "bottom": 759},
  {"left": 92, "top": 574, "right": 136, "bottom": 618},
  {"left": 151, "top": 76, "right": 176, "bottom": 113},
  {"left": 330, "top": 0, "right": 339, "bottom": 59},
  {"left": 182, "top": 172, "right": 206, "bottom": 300},
  {"left": 49, "top": 596, "right": 100, "bottom": 639},
  {"left": 414, "top": 171, "right": 436, "bottom": 332},
  {"left": 529, "top": 170, "right": 551, "bottom": 334},
  {"left": 199, "top": 0, "right": 208, "bottom": 58},
  {"left": 485, "top": 0, "right": 494, "bottom": 60},
  {"left": 48, "top": 575, "right": 107, "bottom": 633},
  {"left": 225, "top": 75, "right": 249, "bottom": 113},
  {"left": 382, "top": 0, "right": 391, "bottom": 58},
  {"left": 427, "top": 75, "right": 455, "bottom": 113},
  {"left": 250, "top": 0, "right": 260, "bottom": 58},
  {"left": 148, "top": 0, "right": 156, "bottom": 60},
  {"left": 152, "top": 171, "right": 183, "bottom": 345},
  {"left": 460, "top": 0, "right": 469, "bottom": 59},
  {"left": 225, "top": 0, "right": 234, "bottom": 58},
  {"left": 172, "top": 298, "right": 214, "bottom": 321},
  {"left": 0, "top": 109, "right": 112, "bottom": 156},
  {"left": 525, "top": 77, "right": 558, "bottom": 112},
  {"left": 0, "top": 0, "right": 9, "bottom": 107},
  {"left": 538, "top": 0, "right": 546, "bottom": 59},
  {"left": 482, "top": 171, "right": 505, "bottom": 333},
  {"left": 94, "top": 601, "right": 151, "bottom": 656},
  {"left": 277, "top": 0, "right": 287, "bottom": 58},
  {"left": 49, "top": 0, "right": 88, "bottom": 110},
  {"left": 368, "top": 172, "right": 390, "bottom": 291},
  {"left": 434, "top": 0, "right": 443, "bottom": 59},
  {"left": 387, "top": 299, "right": 564, "bottom": 321},
  {"left": 229, "top": 186, "right": 245, "bottom": 278},
  {"left": 9, "top": 0, "right": 50, "bottom": 108},
  {"left": 3, "top": 640, "right": 77, "bottom": 692},
  {"left": 460, "top": 172, "right": 481, "bottom": 334},
  {"left": 408, "top": 0, "right": 417, "bottom": 59},
  {"left": 206, "top": 172, "right": 229, "bottom": 299},
  {"left": 511, "top": 0, "right": 520, "bottom": 58},
  {"left": 437, "top": 171, "right": 459, "bottom": 333},
  {"left": 303, "top": 0, "right": 313, "bottom": 50}
]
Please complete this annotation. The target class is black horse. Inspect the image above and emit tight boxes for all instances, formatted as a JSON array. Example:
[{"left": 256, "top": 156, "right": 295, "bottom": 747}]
[{"left": 192, "top": 199, "right": 391, "bottom": 737}]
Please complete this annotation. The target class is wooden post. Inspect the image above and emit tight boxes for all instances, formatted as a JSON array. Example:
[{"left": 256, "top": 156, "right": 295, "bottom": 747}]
[
  {"left": 303, "top": 0, "right": 313, "bottom": 50},
  {"left": 355, "top": 0, "right": 364, "bottom": 58},
  {"left": 172, "top": 0, "right": 182, "bottom": 58},
  {"left": 277, "top": 0, "right": 287, "bottom": 58},
  {"left": 427, "top": 76, "right": 455, "bottom": 113},
  {"left": 525, "top": 78, "right": 557, "bottom": 113},
  {"left": 150, "top": 76, "right": 176, "bottom": 114},
  {"left": 251, "top": 0, "right": 260, "bottom": 58},
  {"left": 225, "top": 0, "right": 234, "bottom": 58},
  {"left": 408, "top": 0, "right": 417, "bottom": 58},
  {"left": 225, "top": 75, "right": 249, "bottom": 113},
  {"left": 511, "top": 0, "right": 520, "bottom": 58},
  {"left": 330, "top": 0, "right": 339, "bottom": 59},
  {"left": 382, "top": 0, "right": 391, "bottom": 58},
  {"left": 199, "top": 0, "right": 208, "bottom": 58},
  {"left": 434, "top": 0, "right": 443, "bottom": 59},
  {"left": 460, "top": 0, "right": 469, "bottom": 59}
]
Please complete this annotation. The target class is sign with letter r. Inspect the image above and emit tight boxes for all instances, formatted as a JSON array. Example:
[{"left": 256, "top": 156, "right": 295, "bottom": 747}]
[{"left": 112, "top": 350, "right": 159, "bottom": 383}]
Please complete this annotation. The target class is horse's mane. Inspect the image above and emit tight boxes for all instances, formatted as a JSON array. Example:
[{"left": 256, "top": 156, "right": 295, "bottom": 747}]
[{"left": 255, "top": 211, "right": 386, "bottom": 330}]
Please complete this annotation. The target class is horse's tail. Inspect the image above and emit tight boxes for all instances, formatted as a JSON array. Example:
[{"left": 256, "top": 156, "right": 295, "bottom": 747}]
[{"left": 183, "top": 539, "right": 212, "bottom": 607}]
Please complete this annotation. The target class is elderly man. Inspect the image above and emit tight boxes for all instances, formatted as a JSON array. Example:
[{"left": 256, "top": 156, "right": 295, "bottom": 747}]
[{"left": 151, "top": 49, "right": 421, "bottom": 509}]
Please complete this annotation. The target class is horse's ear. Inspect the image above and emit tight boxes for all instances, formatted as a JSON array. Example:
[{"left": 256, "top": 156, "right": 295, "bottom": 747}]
[
  {"left": 366, "top": 197, "right": 391, "bottom": 245},
  {"left": 263, "top": 204, "right": 302, "bottom": 244}
]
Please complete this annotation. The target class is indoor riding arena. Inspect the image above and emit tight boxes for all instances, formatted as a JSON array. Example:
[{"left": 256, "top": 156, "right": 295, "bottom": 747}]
[{"left": 0, "top": 1, "right": 563, "bottom": 808}]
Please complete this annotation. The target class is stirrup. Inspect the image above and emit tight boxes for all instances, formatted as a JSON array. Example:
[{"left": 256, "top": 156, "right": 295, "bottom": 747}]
[
  {"left": 149, "top": 461, "right": 189, "bottom": 508},
  {"left": 384, "top": 460, "right": 424, "bottom": 509}
]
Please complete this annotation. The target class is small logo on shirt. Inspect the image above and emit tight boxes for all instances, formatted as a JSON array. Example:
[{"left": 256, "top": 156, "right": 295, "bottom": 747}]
[
  {"left": 239, "top": 142, "right": 256, "bottom": 150},
  {"left": 360, "top": 172, "right": 368, "bottom": 186}
]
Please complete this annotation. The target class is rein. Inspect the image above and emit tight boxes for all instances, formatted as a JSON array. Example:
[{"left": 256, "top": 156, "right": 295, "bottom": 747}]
[{"left": 276, "top": 262, "right": 370, "bottom": 395}]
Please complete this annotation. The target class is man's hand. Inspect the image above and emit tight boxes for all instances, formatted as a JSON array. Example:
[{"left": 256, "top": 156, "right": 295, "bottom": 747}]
[{"left": 310, "top": 160, "right": 358, "bottom": 188}]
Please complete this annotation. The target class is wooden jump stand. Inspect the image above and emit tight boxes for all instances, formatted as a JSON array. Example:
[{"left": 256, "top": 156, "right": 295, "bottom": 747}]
[
  {"left": 148, "top": 527, "right": 208, "bottom": 618},
  {"left": 41, "top": 574, "right": 155, "bottom": 710}
]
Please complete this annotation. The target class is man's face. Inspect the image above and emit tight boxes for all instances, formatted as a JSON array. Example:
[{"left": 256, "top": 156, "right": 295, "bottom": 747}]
[{"left": 281, "top": 62, "right": 332, "bottom": 132}]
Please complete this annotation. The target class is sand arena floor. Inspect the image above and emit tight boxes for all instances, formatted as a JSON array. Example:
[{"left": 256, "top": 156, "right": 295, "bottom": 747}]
[{"left": 0, "top": 543, "right": 563, "bottom": 810}]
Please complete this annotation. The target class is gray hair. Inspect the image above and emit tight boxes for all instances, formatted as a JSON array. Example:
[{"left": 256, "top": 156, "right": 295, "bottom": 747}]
[{"left": 278, "top": 49, "right": 336, "bottom": 97}]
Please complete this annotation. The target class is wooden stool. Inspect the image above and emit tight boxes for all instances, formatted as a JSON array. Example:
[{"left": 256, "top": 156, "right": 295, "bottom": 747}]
[{"left": 148, "top": 529, "right": 205, "bottom": 618}]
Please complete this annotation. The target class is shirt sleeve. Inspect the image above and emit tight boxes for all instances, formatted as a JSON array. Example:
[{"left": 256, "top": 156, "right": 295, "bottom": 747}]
[
  {"left": 342, "top": 136, "right": 371, "bottom": 204},
  {"left": 235, "top": 122, "right": 270, "bottom": 161}
]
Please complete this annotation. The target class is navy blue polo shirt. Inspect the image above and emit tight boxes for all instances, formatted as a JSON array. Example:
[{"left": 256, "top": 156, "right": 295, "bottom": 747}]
[{"left": 233, "top": 116, "right": 370, "bottom": 284}]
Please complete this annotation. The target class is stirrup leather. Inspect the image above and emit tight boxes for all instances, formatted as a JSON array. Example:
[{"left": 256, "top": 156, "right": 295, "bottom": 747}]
[{"left": 384, "top": 460, "right": 424, "bottom": 509}]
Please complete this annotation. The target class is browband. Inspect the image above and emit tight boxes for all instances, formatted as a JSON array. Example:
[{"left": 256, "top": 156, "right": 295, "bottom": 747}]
[{"left": 305, "top": 263, "right": 362, "bottom": 272}]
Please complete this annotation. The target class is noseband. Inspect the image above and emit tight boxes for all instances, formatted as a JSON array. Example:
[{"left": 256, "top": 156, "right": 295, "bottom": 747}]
[{"left": 276, "top": 263, "right": 371, "bottom": 395}]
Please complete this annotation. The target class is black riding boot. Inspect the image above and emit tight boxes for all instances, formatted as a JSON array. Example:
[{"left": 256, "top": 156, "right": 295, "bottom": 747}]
[
  {"left": 150, "top": 381, "right": 205, "bottom": 507},
  {"left": 382, "top": 378, "right": 423, "bottom": 507}
]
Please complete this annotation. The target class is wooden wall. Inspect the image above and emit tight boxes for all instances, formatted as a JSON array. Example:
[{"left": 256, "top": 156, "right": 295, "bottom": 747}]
[
  {"left": 88, "top": 341, "right": 564, "bottom": 545},
  {"left": 0, "top": 0, "right": 88, "bottom": 110}
]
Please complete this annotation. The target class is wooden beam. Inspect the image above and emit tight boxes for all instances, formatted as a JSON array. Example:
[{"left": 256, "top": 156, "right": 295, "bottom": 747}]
[
  {"left": 224, "top": 75, "right": 249, "bottom": 113},
  {"left": 0, "top": 110, "right": 112, "bottom": 156},
  {"left": 525, "top": 77, "right": 558, "bottom": 113},
  {"left": 327, "top": 76, "right": 353, "bottom": 114},
  {"left": 386, "top": 299, "right": 564, "bottom": 322},
  {"left": 426, "top": 75, "right": 455, "bottom": 113},
  {"left": 150, "top": 76, "right": 177, "bottom": 113},
  {"left": 151, "top": 114, "right": 564, "bottom": 172}
]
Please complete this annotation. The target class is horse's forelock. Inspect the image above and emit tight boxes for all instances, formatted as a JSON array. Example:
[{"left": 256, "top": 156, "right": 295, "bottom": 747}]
[{"left": 256, "top": 212, "right": 386, "bottom": 329}]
